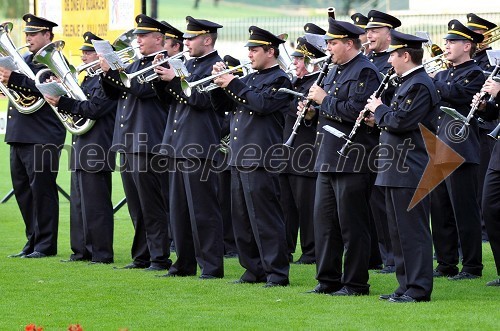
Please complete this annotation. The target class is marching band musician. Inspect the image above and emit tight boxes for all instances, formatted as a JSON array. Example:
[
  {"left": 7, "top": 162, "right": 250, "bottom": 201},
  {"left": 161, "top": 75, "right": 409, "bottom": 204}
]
[
  {"left": 1, "top": 14, "right": 65, "bottom": 259},
  {"left": 365, "top": 10, "right": 401, "bottom": 77},
  {"left": 304, "top": 19, "right": 380, "bottom": 296},
  {"left": 466, "top": 13, "right": 498, "bottom": 243},
  {"left": 430, "top": 19, "right": 485, "bottom": 281},
  {"left": 466, "top": 13, "right": 497, "bottom": 72},
  {"left": 43, "top": 32, "right": 117, "bottom": 264},
  {"left": 279, "top": 35, "right": 324, "bottom": 265},
  {"left": 156, "top": 20, "right": 185, "bottom": 254},
  {"left": 365, "top": 31, "right": 439, "bottom": 303},
  {"left": 161, "top": 20, "right": 185, "bottom": 58},
  {"left": 100, "top": 15, "right": 172, "bottom": 271},
  {"left": 217, "top": 55, "right": 241, "bottom": 259},
  {"left": 210, "top": 26, "right": 292, "bottom": 287},
  {"left": 153, "top": 16, "right": 225, "bottom": 279},
  {"left": 473, "top": 77, "right": 500, "bottom": 287},
  {"left": 350, "top": 13, "right": 370, "bottom": 56},
  {"left": 364, "top": 10, "right": 402, "bottom": 275}
]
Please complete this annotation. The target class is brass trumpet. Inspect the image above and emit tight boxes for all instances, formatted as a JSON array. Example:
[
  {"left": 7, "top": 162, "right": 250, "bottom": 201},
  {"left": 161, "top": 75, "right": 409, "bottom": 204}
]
[
  {"left": 422, "top": 51, "right": 449, "bottom": 74},
  {"left": 76, "top": 29, "right": 138, "bottom": 76},
  {"left": 305, "top": 55, "right": 330, "bottom": 73},
  {"left": 478, "top": 26, "right": 500, "bottom": 54},
  {"left": 181, "top": 61, "right": 251, "bottom": 97},
  {"left": 119, "top": 50, "right": 189, "bottom": 87}
]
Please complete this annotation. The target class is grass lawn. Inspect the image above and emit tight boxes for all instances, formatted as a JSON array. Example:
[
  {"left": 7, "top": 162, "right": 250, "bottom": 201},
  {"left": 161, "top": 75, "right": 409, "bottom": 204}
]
[{"left": 0, "top": 98, "right": 499, "bottom": 330}]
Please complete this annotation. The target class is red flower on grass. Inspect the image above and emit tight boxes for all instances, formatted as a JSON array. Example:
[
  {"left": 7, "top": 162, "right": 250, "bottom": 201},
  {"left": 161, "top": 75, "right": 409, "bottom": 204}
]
[
  {"left": 68, "top": 324, "right": 83, "bottom": 331},
  {"left": 25, "top": 324, "right": 43, "bottom": 331}
]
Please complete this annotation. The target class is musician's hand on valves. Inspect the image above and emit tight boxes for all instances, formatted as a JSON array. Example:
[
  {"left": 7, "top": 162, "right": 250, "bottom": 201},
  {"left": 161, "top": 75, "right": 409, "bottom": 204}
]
[
  {"left": 43, "top": 94, "right": 60, "bottom": 107},
  {"left": 482, "top": 78, "right": 500, "bottom": 98},
  {"left": 153, "top": 53, "right": 164, "bottom": 65},
  {"left": 212, "top": 61, "right": 225, "bottom": 76},
  {"left": 0, "top": 67, "right": 12, "bottom": 84},
  {"left": 155, "top": 65, "right": 175, "bottom": 82},
  {"left": 471, "top": 92, "right": 487, "bottom": 111},
  {"left": 307, "top": 83, "right": 327, "bottom": 105},
  {"left": 297, "top": 100, "right": 316, "bottom": 120},
  {"left": 98, "top": 55, "right": 110, "bottom": 74}
]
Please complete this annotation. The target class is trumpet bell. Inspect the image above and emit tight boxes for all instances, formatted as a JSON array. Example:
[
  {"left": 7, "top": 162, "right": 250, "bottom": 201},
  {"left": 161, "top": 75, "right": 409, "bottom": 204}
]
[{"left": 34, "top": 40, "right": 94, "bottom": 135}]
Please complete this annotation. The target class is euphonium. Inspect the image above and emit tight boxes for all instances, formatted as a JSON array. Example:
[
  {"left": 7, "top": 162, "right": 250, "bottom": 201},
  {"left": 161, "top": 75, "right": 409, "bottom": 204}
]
[
  {"left": 0, "top": 21, "right": 45, "bottom": 114},
  {"left": 277, "top": 33, "right": 294, "bottom": 79},
  {"left": 34, "top": 40, "right": 94, "bottom": 135}
]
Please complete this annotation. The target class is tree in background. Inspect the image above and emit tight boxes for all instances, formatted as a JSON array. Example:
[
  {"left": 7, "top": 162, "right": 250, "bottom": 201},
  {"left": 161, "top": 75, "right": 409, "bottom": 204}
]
[{"left": 0, "top": 0, "right": 28, "bottom": 18}]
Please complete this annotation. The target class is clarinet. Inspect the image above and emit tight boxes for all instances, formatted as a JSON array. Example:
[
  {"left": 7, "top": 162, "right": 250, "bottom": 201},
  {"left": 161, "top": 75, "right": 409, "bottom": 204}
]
[
  {"left": 284, "top": 57, "right": 332, "bottom": 148},
  {"left": 457, "top": 63, "right": 500, "bottom": 136},
  {"left": 338, "top": 67, "right": 396, "bottom": 157}
]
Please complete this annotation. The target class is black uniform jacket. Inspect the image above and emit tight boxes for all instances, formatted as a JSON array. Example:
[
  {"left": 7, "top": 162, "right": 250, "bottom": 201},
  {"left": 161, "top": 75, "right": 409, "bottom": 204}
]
[
  {"left": 375, "top": 67, "right": 440, "bottom": 188},
  {"left": 315, "top": 53, "right": 381, "bottom": 173},
  {"left": 433, "top": 60, "right": 485, "bottom": 164},
  {"left": 5, "top": 53, "right": 66, "bottom": 145},
  {"left": 283, "top": 72, "right": 319, "bottom": 177},
  {"left": 58, "top": 75, "right": 117, "bottom": 172},
  {"left": 101, "top": 53, "right": 168, "bottom": 154},
  {"left": 211, "top": 64, "right": 292, "bottom": 169},
  {"left": 155, "top": 51, "right": 224, "bottom": 162}
]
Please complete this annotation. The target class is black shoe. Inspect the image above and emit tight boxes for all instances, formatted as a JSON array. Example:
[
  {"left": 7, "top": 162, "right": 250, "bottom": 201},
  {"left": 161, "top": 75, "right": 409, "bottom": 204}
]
[
  {"left": 199, "top": 274, "right": 220, "bottom": 280},
  {"left": 61, "top": 257, "right": 86, "bottom": 262},
  {"left": 294, "top": 258, "right": 316, "bottom": 265},
  {"left": 448, "top": 271, "right": 481, "bottom": 281},
  {"left": 388, "top": 294, "right": 417, "bottom": 303},
  {"left": 369, "top": 264, "right": 384, "bottom": 270},
  {"left": 156, "top": 273, "right": 176, "bottom": 278},
  {"left": 306, "top": 283, "right": 339, "bottom": 294},
  {"left": 224, "top": 252, "right": 238, "bottom": 258},
  {"left": 376, "top": 266, "right": 396, "bottom": 274},
  {"left": 486, "top": 278, "right": 500, "bottom": 286},
  {"left": 144, "top": 265, "right": 168, "bottom": 272},
  {"left": 433, "top": 269, "right": 457, "bottom": 278},
  {"left": 379, "top": 293, "right": 400, "bottom": 300},
  {"left": 263, "top": 280, "right": 290, "bottom": 288},
  {"left": 8, "top": 251, "right": 27, "bottom": 258},
  {"left": 22, "top": 251, "right": 47, "bottom": 259},
  {"left": 330, "top": 286, "right": 369, "bottom": 296},
  {"left": 114, "top": 262, "right": 148, "bottom": 270}
]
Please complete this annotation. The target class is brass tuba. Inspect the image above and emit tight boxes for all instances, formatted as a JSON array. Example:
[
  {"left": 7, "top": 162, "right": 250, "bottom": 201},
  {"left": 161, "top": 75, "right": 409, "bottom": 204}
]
[
  {"left": 34, "top": 40, "right": 94, "bottom": 135},
  {"left": 0, "top": 21, "right": 45, "bottom": 114}
]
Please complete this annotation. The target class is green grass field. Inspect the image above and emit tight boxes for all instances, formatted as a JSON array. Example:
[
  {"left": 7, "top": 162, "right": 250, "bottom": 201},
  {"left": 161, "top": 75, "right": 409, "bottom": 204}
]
[
  {"left": 1, "top": 98, "right": 500, "bottom": 330},
  {"left": 1, "top": 2, "right": 500, "bottom": 327}
]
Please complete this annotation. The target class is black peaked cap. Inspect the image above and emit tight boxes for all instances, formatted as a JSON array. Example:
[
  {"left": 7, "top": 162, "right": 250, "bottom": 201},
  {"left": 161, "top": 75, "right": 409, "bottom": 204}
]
[
  {"left": 291, "top": 36, "right": 326, "bottom": 58},
  {"left": 80, "top": 31, "right": 103, "bottom": 51},
  {"left": 133, "top": 14, "right": 169, "bottom": 35},
  {"left": 303, "top": 23, "right": 326, "bottom": 35},
  {"left": 245, "top": 26, "right": 285, "bottom": 47},
  {"left": 366, "top": 10, "right": 401, "bottom": 29},
  {"left": 445, "top": 19, "right": 484, "bottom": 43},
  {"left": 22, "top": 14, "right": 57, "bottom": 32},
  {"left": 387, "top": 30, "right": 427, "bottom": 52},
  {"left": 351, "top": 13, "right": 369, "bottom": 29},
  {"left": 324, "top": 18, "right": 365, "bottom": 40},
  {"left": 160, "top": 21, "right": 184, "bottom": 40},
  {"left": 183, "top": 16, "right": 222, "bottom": 38},
  {"left": 466, "top": 13, "right": 497, "bottom": 31}
]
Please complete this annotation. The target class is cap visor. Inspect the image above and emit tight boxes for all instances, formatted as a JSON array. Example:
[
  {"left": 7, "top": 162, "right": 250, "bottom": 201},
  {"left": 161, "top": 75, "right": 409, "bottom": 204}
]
[
  {"left": 133, "top": 28, "right": 153, "bottom": 35},
  {"left": 290, "top": 50, "right": 304, "bottom": 57},
  {"left": 444, "top": 33, "right": 469, "bottom": 40},
  {"left": 23, "top": 27, "right": 46, "bottom": 33},
  {"left": 79, "top": 46, "right": 96, "bottom": 51}
]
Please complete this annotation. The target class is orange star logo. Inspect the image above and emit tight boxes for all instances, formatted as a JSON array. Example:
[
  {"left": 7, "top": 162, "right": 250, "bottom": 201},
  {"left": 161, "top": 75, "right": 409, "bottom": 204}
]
[{"left": 408, "top": 123, "right": 465, "bottom": 211}]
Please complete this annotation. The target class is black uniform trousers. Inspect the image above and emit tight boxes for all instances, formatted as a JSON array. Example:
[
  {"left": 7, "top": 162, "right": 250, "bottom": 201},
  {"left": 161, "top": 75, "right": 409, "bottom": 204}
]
[
  {"left": 69, "top": 170, "right": 113, "bottom": 262},
  {"left": 218, "top": 169, "right": 238, "bottom": 256},
  {"left": 385, "top": 187, "right": 433, "bottom": 300},
  {"left": 478, "top": 128, "right": 496, "bottom": 240},
  {"left": 120, "top": 153, "right": 171, "bottom": 268},
  {"left": 314, "top": 172, "right": 371, "bottom": 292},
  {"left": 168, "top": 158, "right": 224, "bottom": 277},
  {"left": 279, "top": 173, "right": 316, "bottom": 263},
  {"left": 10, "top": 143, "right": 60, "bottom": 256},
  {"left": 369, "top": 183, "right": 394, "bottom": 267},
  {"left": 431, "top": 163, "right": 483, "bottom": 276},
  {"left": 483, "top": 167, "right": 500, "bottom": 275},
  {"left": 231, "top": 167, "right": 289, "bottom": 284}
]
